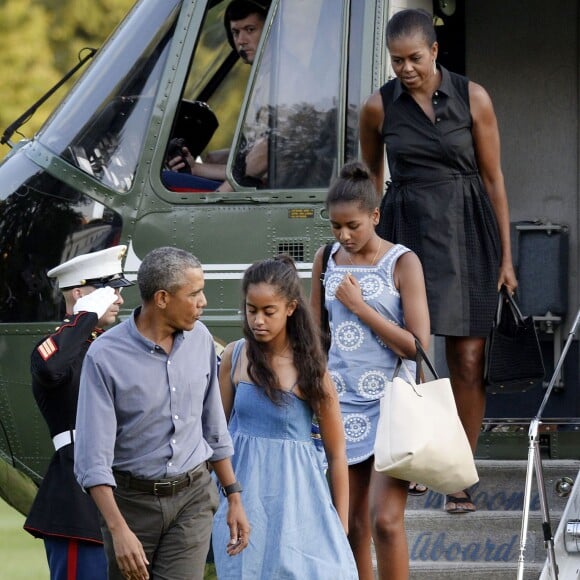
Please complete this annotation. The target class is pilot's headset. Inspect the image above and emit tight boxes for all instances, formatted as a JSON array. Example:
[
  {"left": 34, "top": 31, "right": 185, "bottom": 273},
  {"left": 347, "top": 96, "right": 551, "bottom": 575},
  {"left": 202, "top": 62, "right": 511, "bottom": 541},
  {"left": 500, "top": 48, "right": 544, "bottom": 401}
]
[{"left": 224, "top": 0, "right": 271, "bottom": 52}]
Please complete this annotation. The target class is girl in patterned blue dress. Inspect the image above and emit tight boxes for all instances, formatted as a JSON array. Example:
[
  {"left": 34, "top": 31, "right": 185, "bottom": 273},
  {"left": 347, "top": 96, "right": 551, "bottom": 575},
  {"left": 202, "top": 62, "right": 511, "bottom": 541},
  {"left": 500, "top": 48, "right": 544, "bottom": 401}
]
[
  {"left": 311, "top": 162, "right": 430, "bottom": 580},
  {"left": 212, "top": 256, "right": 358, "bottom": 579}
]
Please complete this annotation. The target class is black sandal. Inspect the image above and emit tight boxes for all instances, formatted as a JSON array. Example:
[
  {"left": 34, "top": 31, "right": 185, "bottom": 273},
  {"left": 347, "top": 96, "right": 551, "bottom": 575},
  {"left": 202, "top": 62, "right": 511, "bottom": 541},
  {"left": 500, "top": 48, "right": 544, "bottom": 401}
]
[
  {"left": 408, "top": 482, "right": 428, "bottom": 496},
  {"left": 445, "top": 489, "right": 476, "bottom": 514}
]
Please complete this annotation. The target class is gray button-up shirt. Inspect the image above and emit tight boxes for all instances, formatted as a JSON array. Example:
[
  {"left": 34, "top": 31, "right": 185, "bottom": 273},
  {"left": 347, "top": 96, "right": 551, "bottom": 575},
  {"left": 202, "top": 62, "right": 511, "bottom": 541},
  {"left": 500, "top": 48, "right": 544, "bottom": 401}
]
[{"left": 74, "top": 308, "right": 233, "bottom": 489}]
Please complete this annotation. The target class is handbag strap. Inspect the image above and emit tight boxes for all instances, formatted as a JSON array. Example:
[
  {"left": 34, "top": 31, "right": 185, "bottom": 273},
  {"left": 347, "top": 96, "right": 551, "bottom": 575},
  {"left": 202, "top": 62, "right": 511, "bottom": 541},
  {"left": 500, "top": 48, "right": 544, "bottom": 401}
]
[
  {"left": 497, "top": 285, "right": 525, "bottom": 325},
  {"left": 320, "top": 242, "right": 334, "bottom": 336},
  {"left": 392, "top": 338, "right": 439, "bottom": 383},
  {"left": 414, "top": 339, "right": 439, "bottom": 380},
  {"left": 398, "top": 359, "right": 423, "bottom": 396}
]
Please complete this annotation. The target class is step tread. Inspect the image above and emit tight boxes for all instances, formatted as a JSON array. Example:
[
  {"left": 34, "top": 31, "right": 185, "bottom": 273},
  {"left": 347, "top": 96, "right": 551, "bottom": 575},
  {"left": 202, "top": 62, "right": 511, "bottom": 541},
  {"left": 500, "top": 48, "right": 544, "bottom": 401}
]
[
  {"left": 405, "top": 460, "right": 578, "bottom": 512},
  {"left": 405, "top": 511, "right": 555, "bottom": 564},
  {"left": 474, "top": 459, "right": 580, "bottom": 467},
  {"left": 406, "top": 509, "right": 563, "bottom": 521},
  {"left": 408, "top": 561, "right": 543, "bottom": 580},
  {"left": 406, "top": 488, "right": 568, "bottom": 513},
  {"left": 410, "top": 560, "right": 544, "bottom": 569}
]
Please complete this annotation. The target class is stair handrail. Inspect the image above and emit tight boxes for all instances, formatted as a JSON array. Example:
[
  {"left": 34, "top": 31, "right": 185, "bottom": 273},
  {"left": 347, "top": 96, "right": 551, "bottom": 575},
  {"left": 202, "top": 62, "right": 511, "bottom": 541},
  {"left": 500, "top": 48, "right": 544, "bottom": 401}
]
[{"left": 517, "top": 308, "right": 580, "bottom": 580}]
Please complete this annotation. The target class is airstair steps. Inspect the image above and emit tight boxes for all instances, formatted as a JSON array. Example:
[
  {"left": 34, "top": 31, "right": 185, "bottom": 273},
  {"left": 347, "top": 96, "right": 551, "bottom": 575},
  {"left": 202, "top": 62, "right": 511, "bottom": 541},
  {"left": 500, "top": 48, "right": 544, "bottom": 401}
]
[
  {"left": 406, "top": 511, "right": 556, "bottom": 567},
  {"left": 406, "top": 460, "right": 580, "bottom": 513},
  {"left": 398, "top": 459, "right": 580, "bottom": 579}
]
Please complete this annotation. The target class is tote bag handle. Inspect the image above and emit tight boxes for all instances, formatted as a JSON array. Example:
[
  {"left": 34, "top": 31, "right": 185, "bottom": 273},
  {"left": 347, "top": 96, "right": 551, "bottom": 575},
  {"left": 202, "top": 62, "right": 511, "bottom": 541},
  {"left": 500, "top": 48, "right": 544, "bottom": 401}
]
[
  {"left": 496, "top": 285, "right": 525, "bottom": 326},
  {"left": 393, "top": 339, "right": 439, "bottom": 384}
]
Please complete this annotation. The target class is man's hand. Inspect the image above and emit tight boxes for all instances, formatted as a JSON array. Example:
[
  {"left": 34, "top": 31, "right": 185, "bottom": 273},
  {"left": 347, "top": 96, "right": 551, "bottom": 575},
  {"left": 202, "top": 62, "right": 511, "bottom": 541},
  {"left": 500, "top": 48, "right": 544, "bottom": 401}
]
[
  {"left": 211, "top": 459, "right": 250, "bottom": 556},
  {"left": 167, "top": 146, "right": 195, "bottom": 174},
  {"left": 111, "top": 526, "right": 150, "bottom": 580},
  {"left": 225, "top": 494, "right": 251, "bottom": 556},
  {"left": 88, "top": 486, "right": 150, "bottom": 580},
  {"left": 73, "top": 287, "right": 117, "bottom": 319}
]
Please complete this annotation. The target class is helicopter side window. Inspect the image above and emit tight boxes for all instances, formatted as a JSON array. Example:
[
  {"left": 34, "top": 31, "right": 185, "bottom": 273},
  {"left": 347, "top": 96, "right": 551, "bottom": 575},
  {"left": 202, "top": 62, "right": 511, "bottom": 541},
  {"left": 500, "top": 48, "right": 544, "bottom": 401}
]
[
  {"left": 230, "top": 0, "right": 345, "bottom": 190},
  {"left": 39, "top": 0, "right": 181, "bottom": 193},
  {"left": 0, "top": 154, "right": 124, "bottom": 323}
]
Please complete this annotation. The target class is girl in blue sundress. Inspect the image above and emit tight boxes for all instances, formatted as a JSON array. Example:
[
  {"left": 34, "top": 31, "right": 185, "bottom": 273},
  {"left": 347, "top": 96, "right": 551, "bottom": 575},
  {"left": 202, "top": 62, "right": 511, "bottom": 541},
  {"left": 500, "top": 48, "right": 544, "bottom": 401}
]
[
  {"left": 311, "top": 161, "right": 430, "bottom": 580},
  {"left": 212, "top": 255, "right": 357, "bottom": 579}
]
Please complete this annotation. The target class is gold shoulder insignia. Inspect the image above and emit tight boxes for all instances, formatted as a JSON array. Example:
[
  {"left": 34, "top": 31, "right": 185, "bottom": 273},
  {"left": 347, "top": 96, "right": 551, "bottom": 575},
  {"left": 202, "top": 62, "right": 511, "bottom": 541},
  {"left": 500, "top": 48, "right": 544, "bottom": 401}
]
[{"left": 37, "top": 337, "right": 58, "bottom": 361}]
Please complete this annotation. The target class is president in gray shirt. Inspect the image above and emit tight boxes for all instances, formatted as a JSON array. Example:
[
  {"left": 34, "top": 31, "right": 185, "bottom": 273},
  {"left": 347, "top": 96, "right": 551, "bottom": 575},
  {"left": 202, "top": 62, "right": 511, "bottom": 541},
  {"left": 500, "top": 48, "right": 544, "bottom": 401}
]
[{"left": 75, "top": 247, "right": 249, "bottom": 580}]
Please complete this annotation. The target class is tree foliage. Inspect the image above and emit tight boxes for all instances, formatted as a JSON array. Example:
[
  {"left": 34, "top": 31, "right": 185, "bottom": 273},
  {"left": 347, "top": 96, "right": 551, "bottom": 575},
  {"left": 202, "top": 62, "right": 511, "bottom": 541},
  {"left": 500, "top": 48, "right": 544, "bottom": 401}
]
[
  {"left": 42, "top": 0, "right": 137, "bottom": 71},
  {"left": 0, "top": 1, "right": 59, "bottom": 148},
  {"left": 0, "top": 0, "right": 135, "bottom": 158}
]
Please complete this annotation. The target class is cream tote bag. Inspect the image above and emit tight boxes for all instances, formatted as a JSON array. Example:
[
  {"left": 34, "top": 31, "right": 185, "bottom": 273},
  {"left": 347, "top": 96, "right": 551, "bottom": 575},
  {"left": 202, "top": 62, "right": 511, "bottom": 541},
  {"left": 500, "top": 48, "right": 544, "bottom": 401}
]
[{"left": 374, "top": 342, "right": 479, "bottom": 494}]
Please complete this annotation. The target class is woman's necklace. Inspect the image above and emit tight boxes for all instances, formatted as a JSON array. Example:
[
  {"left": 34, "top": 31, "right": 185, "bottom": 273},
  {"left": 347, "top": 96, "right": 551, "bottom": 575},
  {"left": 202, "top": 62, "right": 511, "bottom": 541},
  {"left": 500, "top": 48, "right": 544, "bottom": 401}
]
[
  {"left": 346, "top": 240, "right": 383, "bottom": 267},
  {"left": 269, "top": 344, "right": 292, "bottom": 359}
]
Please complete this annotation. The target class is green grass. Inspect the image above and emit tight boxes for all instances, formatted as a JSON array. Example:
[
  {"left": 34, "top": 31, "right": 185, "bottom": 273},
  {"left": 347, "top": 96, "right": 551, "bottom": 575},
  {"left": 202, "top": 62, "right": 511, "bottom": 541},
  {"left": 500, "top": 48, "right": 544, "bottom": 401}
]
[
  {"left": 0, "top": 499, "right": 217, "bottom": 579},
  {"left": 0, "top": 499, "right": 48, "bottom": 579},
  {"left": 0, "top": 499, "right": 218, "bottom": 579}
]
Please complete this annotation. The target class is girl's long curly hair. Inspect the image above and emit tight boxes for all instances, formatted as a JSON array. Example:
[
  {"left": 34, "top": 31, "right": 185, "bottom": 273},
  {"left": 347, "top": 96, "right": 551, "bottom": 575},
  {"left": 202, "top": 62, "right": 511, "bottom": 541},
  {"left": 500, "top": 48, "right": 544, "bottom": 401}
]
[{"left": 241, "top": 255, "right": 326, "bottom": 409}]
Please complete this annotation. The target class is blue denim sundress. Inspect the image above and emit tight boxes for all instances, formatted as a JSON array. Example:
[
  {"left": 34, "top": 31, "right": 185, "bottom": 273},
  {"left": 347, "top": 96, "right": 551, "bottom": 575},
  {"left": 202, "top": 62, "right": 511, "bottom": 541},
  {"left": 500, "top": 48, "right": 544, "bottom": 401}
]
[{"left": 212, "top": 340, "right": 357, "bottom": 579}]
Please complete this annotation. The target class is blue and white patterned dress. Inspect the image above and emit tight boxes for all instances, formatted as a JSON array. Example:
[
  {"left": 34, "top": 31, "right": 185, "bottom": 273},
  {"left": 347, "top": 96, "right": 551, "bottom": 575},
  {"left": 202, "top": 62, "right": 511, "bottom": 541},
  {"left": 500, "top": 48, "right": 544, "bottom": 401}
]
[{"left": 325, "top": 242, "right": 414, "bottom": 464}]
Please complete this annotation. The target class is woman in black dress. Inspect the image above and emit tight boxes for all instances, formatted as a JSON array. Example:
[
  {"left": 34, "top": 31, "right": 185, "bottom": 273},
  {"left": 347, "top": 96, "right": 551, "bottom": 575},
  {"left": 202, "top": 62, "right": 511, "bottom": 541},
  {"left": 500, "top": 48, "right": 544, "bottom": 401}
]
[{"left": 359, "top": 8, "right": 517, "bottom": 520}]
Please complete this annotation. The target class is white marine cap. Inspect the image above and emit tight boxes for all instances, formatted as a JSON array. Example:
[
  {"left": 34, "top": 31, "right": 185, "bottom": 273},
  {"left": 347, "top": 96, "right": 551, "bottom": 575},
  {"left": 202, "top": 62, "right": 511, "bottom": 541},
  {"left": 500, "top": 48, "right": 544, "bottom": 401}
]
[{"left": 48, "top": 245, "right": 133, "bottom": 290}]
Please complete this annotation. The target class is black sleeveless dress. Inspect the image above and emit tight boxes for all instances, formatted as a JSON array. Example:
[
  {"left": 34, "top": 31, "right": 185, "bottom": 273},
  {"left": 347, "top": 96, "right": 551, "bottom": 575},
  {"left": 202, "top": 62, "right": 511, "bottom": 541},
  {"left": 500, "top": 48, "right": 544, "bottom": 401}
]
[{"left": 376, "top": 65, "right": 500, "bottom": 337}]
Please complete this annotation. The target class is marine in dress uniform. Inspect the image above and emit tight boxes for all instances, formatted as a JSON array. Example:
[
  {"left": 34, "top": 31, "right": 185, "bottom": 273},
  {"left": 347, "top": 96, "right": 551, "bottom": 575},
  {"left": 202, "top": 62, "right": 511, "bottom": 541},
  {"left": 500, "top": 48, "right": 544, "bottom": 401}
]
[{"left": 24, "top": 246, "right": 133, "bottom": 580}]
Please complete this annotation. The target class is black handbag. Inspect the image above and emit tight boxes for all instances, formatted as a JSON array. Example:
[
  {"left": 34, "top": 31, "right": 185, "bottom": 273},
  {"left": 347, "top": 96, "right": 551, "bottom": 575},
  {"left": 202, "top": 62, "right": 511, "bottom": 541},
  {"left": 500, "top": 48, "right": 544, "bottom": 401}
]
[{"left": 484, "top": 286, "right": 545, "bottom": 394}]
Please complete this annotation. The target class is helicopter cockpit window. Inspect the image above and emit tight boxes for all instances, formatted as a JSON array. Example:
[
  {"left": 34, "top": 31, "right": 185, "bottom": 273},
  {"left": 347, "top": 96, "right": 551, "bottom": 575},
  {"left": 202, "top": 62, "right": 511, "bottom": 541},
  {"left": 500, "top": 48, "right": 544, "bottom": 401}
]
[
  {"left": 0, "top": 154, "right": 124, "bottom": 323},
  {"left": 38, "top": 0, "right": 181, "bottom": 193},
  {"left": 231, "top": 0, "right": 344, "bottom": 190}
]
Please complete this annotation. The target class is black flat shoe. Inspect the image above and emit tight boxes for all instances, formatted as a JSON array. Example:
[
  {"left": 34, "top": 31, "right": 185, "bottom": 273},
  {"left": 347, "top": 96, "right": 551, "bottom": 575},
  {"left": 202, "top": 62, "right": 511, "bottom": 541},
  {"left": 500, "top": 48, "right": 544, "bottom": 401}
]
[{"left": 445, "top": 489, "right": 476, "bottom": 514}]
